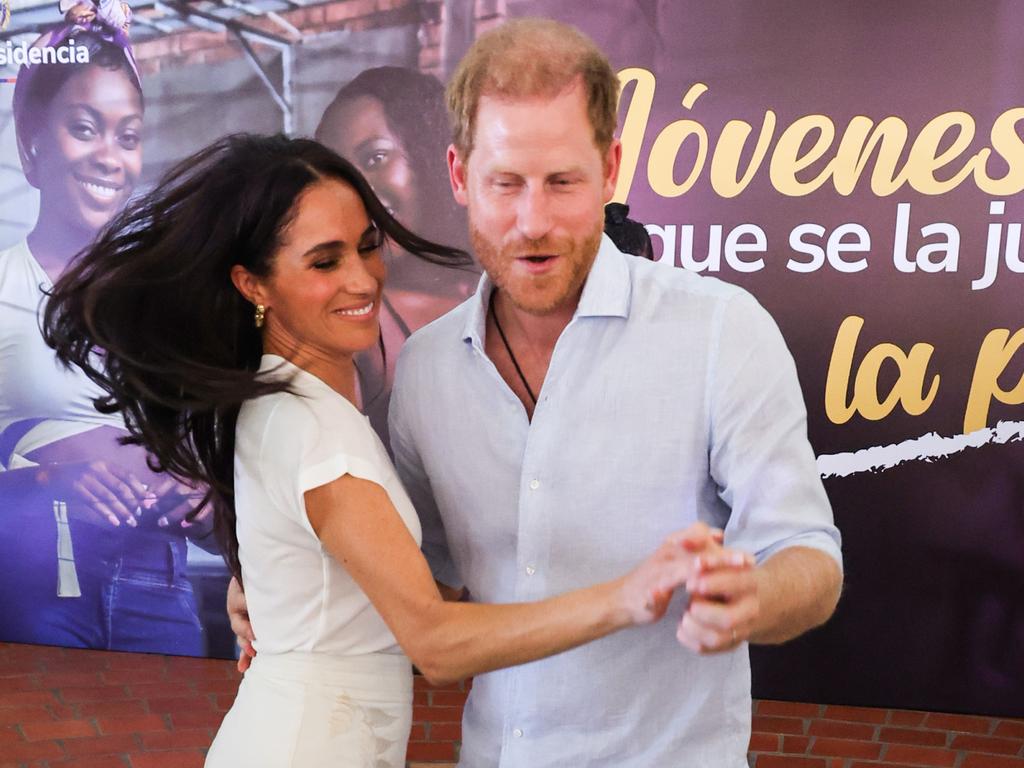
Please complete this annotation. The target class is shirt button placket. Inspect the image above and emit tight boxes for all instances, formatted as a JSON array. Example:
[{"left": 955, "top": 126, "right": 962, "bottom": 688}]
[{"left": 524, "top": 481, "right": 540, "bottom": 593}]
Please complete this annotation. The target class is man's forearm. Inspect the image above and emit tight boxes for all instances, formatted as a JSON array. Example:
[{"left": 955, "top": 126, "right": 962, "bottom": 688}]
[{"left": 749, "top": 546, "right": 843, "bottom": 644}]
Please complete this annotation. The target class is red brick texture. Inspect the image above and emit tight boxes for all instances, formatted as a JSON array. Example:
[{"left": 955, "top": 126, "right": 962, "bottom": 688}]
[
  {"left": 1, "top": 643, "right": 1023, "bottom": 767},
  {"left": 748, "top": 701, "right": 1024, "bottom": 767}
]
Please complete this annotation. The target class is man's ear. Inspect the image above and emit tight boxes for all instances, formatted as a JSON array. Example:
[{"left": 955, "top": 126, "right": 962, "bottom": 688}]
[
  {"left": 230, "top": 264, "right": 268, "bottom": 308},
  {"left": 447, "top": 144, "right": 469, "bottom": 207},
  {"left": 16, "top": 133, "right": 41, "bottom": 190},
  {"left": 602, "top": 138, "right": 622, "bottom": 203}
]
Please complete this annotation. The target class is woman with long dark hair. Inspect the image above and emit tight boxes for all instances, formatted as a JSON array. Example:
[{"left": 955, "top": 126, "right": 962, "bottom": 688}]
[
  {"left": 0, "top": 16, "right": 207, "bottom": 653},
  {"left": 44, "top": 133, "right": 721, "bottom": 767}
]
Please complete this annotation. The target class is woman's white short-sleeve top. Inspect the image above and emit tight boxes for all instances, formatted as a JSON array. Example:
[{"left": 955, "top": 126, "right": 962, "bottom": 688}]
[{"left": 234, "top": 354, "right": 422, "bottom": 656}]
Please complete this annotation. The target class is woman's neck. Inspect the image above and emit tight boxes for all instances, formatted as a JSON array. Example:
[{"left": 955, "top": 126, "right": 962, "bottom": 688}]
[
  {"left": 263, "top": 332, "right": 359, "bottom": 406},
  {"left": 26, "top": 213, "right": 93, "bottom": 281}
]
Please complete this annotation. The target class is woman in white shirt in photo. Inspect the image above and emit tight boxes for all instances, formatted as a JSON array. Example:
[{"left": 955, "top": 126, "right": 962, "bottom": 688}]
[
  {"left": 0, "top": 17, "right": 208, "bottom": 654},
  {"left": 44, "top": 133, "right": 736, "bottom": 768}
]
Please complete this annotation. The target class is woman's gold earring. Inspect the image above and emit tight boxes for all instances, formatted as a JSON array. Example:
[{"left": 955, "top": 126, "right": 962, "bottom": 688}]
[{"left": 254, "top": 304, "right": 266, "bottom": 329}]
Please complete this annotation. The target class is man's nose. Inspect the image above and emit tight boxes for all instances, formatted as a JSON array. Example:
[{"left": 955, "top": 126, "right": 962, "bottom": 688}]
[{"left": 516, "top": 185, "right": 553, "bottom": 242}]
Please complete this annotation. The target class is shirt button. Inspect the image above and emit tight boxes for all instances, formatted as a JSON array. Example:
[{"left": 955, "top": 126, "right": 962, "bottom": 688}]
[
  {"left": 513, "top": 728, "right": 524, "bottom": 738},
  {"left": 529, "top": 479, "right": 540, "bottom": 490},
  {"left": 526, "top": 565, "right": 536, "bottom": 576}
]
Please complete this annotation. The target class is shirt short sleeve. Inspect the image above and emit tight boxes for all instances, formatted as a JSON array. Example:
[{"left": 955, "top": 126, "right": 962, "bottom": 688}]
[
  {"left": 259, "top": 394, "right": 387, "bottom": 534},
  {"left": 298, "top": 452, "right": 387, "bottom": 494}
]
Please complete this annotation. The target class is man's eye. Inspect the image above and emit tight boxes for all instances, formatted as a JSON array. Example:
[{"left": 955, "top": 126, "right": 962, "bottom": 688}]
[
  {"left": 312, "top": 259, "right": 337, "bottom": 270},
  {"left": 365, "top": 150, "right": 388, "bottom": 168}
]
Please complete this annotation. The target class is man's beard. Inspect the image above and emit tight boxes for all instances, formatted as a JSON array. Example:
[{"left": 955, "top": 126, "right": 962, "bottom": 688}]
[{"left": 469, "top": 221, "right": 603, "bottom": 315}]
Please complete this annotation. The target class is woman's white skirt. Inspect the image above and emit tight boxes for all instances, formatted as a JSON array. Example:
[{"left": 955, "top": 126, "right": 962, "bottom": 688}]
[{"left": 205, "top": 651, "right": 413, "bottom": 768}]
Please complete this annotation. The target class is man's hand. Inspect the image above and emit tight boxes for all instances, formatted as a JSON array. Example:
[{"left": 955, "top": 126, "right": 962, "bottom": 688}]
[
  {"left": 678, "top": 550, "right": 759, "bottom": 653},
  {"left": 678, "top": 546, "right": 843, "bottom": 653},
  {"left": 227, "top": 576, "right": 256, "bottom": 673}
]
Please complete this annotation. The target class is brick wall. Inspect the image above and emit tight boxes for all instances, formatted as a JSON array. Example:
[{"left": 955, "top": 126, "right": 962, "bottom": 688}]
[
  {"left": 2, "top": 643, "right": 1023, "bottom": 767},
  {"left": 407, "top": 674, "right": 469, "bottom": 764}
]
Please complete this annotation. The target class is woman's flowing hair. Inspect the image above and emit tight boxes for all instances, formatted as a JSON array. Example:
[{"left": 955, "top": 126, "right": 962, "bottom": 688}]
[{"left": 43, "top": 133, "right": 471, "bottom": 579}]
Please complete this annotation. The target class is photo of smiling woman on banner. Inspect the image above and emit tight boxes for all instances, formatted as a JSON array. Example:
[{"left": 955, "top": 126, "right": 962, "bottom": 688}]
[
  {"left": 315, "top": 66, "right": 479, "bottom": 442},
  {"left": 0, "top": 7, "right": 210, "bottom": 655}
]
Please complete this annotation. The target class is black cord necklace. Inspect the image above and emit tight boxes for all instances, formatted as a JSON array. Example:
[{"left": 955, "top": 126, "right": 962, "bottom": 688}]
[{"left": 489, "top": 291, "right": 538, "bottom": 405}]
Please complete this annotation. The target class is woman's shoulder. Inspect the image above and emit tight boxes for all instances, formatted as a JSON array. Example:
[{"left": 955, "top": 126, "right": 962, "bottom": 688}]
[
  {"left": 236, "top": 389, "right": 316, "bottom": 461},
  {"left": 0, "top": 241, "right": 35, "bottom": 293},
  {"left": 240, "top": 385, "right": 376, "bottom": 462}
]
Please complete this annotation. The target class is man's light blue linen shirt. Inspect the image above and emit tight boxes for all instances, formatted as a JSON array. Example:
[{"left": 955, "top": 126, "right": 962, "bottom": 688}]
[{"left": 389, "top": 235, "right": 842, "bottom": 768}]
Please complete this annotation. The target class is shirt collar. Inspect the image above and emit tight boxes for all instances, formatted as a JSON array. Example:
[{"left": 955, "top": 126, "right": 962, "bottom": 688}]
[{"left": 460, "top": 233, "right": 632, "bottom": 347}]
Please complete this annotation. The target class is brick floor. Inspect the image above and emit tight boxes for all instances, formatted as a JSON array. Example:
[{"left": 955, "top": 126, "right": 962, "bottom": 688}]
[{"left": 1, "top": 642, "right": 1022, "bottom": 767}]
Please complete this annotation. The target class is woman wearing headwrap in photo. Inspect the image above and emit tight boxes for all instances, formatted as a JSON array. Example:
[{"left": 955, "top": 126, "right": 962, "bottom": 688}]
[{"left": 0, "top": 10, "right": 207, "bottom": 654}]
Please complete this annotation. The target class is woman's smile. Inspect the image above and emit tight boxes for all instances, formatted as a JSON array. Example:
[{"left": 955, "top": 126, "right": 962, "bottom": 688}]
[
  {"left": 334, "top": 300, "right": 377, "bottom": 319},
  {"left": 73, "top": 171, "right": 124, "bottom": 206}
]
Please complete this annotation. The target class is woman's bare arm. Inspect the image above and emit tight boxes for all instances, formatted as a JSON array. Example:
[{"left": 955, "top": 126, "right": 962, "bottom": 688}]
[{"left": 305, "top": 473, "right": 743, "bottom": 685}]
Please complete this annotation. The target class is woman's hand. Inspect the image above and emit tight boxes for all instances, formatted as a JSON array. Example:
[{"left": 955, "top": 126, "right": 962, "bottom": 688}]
[
  {"left": 145, "top": 478, "right": 213, "bottom": 540},
  {"left": 63, "top": 1, "right": 96, "bottom": 24},
  {"left": 24, "top": 427, "right": 171, "bottom": 531},
  {"left": 44, "top": 461, "right": 213, "bottom": 540},
  {"left": 42, "top": 459, "right": 149, "bottom": 529},
  {"left": 226, "top": 576, "right": 256, "bottom": 673},
  {"left": 616, "top": 522, "right": 751, "bottom": 626}
]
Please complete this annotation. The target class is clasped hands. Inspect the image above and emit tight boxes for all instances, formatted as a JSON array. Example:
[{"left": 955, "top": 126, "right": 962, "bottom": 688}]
[
  {"left": 226, "top": 520, "right": 758, "bottom": 675},
  {"left": 48, "top": 460, "right": 212, "bottom": 539},
  {"left": 626, "top": 521, "right": 759, "bottom": 654}
]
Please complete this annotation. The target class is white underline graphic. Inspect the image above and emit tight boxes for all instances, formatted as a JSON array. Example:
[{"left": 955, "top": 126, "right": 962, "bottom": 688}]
[{"left": 816, "top": 420, "right": 1024, "bottom": 478}]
